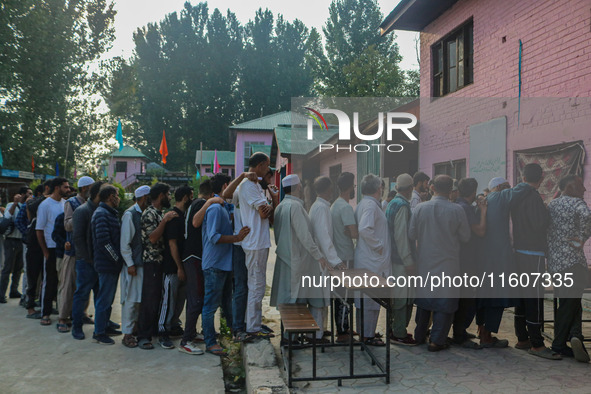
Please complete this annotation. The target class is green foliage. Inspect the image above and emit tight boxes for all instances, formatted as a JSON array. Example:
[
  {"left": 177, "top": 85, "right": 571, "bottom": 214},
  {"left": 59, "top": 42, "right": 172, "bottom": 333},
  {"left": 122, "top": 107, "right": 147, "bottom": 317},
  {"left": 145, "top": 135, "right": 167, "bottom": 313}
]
[
  {"left": 0, "top": 0, "right": 116, "bottom": 174},
  {"left": 308, "top": 0, "right": 415, "bottom": 97},
  {"left": 150, "top": 176, "right": 159, "bottom": 186},
  {"left": 112, "top": 181, "right": 133, "bottom": 216},
  {"left": 29, "top": 179, "right": 42, "bottom": 193},
  {"left": 189, "top": 175, "right": 209, "bottom": 193}
]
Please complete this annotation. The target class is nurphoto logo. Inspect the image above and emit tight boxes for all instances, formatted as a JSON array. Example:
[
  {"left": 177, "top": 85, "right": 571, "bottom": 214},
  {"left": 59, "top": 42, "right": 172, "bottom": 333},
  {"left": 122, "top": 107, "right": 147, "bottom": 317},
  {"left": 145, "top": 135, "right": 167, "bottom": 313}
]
[{"left": 305, "top": 107, "right": 418, "bottom": 153}]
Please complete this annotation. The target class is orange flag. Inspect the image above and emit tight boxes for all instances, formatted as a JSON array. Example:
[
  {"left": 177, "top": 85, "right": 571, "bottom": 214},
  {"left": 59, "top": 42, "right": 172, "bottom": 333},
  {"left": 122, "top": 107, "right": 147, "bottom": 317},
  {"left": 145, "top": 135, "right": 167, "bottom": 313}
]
[
  {"left": 159, "top": 130, "right": 168, "bottom": 164},
  {"left": 31, "top": 156, "right": 35, "bottom": 172}
]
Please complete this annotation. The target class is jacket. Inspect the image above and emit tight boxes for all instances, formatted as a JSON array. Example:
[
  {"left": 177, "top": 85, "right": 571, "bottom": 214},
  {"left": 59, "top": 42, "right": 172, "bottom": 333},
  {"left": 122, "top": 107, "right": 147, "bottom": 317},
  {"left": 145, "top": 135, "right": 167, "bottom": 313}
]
[
  {"left": 510, "top": 182, "right": 549, "bottom": 252},
  {"left": 73, "top": 200, "right": 97, "bottom": 263},
  {"left": 91, "top": 202, "right": 122, "bottom": 274},
  {"left": 52, "top": 212, "right": 66, "bottom": 258}
]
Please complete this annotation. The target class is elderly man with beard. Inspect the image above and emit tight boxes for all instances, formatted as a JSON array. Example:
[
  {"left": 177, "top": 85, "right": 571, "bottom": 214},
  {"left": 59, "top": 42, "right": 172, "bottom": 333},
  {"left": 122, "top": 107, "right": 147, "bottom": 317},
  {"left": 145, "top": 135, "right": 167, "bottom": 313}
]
[
  {"left": 270, "top": 174, "right": 329, "bottom": 343},
  {"left": 355, "top": 173, "right": 390, "bottom": 346}
]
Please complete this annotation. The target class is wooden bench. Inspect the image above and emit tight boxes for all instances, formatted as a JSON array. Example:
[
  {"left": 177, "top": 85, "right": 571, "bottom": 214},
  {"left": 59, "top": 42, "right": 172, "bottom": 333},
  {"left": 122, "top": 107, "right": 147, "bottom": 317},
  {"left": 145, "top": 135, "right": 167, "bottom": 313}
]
[{"left": 278, "top": 303, "right": 321, "bottom": 388}]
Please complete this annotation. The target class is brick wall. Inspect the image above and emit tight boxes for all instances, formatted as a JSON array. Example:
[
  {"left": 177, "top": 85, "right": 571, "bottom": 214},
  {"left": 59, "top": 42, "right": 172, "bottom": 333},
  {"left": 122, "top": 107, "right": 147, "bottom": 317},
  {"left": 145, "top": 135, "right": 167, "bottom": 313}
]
[{"left": 417, "top": 0, "right": 591, "bottom": 260}]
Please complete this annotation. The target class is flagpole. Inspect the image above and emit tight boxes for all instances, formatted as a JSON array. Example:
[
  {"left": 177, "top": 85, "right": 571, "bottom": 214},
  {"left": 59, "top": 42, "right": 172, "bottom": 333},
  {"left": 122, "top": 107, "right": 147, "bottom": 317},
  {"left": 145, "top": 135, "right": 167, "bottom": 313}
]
[
  {"left": 200, "top": 142, "right": 203, "bottom": 178},
  {"left": 64, "top": 127, "right": 71, "bottom": 179}
]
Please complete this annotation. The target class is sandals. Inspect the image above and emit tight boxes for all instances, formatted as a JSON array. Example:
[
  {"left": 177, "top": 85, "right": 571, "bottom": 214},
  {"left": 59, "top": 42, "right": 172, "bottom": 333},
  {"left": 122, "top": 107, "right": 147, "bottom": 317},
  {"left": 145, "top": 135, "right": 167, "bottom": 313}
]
[
  {"left": 480, "top": 337, "right": 509, "bottom": 348},
  {"left": 40, "top": 317, "right": 51, "bottom": 326},
  {"left": 364, "top": 337, "right": 386, "bottom": 347},
  {"left": 138, "top": 339, "right": 154, "bottom": 350},
  {"left": 515, "top": 340, "right": 531, "bottom": 350},
  {"left": 56, "top": 323, "right": 70, "bottom": 333},
  {"left": 122, "top": 334, "right": 138, "bottom": 348},
  {"left": 428, "top": 342, "right": 450, "bottom": 352},
  {"left": 528, "top": 347, "right": 562, "bottom": 360},
  {"left": 206, "top": 345, "right": 228, "bottom": 356}
]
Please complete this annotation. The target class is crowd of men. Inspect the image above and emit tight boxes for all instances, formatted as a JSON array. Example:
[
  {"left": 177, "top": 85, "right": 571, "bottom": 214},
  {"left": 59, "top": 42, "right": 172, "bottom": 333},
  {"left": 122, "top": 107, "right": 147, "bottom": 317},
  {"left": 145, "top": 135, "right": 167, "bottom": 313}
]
[
  {"left": 1, "top": 155, "right": 590, "bottom": 363},
  {"left": 0, "top": 152, "right": 277, "bottom": 356},
  {"left": 268, "top": 164, "right": 591, "bottom": 363}
]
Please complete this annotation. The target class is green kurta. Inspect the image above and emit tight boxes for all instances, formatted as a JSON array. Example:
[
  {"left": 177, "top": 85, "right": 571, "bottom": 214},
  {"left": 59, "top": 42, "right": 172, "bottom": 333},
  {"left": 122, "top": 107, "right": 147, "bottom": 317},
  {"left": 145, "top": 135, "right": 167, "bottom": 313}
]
[{"left": 270, "top": 195, "right": 328, "bottom": 308}]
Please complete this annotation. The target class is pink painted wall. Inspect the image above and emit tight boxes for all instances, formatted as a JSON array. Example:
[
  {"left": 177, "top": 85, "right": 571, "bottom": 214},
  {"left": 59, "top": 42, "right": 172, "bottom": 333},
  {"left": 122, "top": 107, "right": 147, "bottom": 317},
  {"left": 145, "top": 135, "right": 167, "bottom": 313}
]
[
  {"left": 234, "top": 131, "right": 274, "bottom": 173},
  {"left": 417, "top": 0, "right": 591, "bottom": 258},
  {"left": 108, "top": 157, "right": 147, "bottom": 185}
]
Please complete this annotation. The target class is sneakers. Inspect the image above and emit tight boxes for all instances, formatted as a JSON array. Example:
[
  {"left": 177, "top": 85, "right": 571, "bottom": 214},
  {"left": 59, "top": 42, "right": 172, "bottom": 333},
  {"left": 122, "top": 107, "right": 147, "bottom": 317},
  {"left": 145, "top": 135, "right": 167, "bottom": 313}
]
[
  {"left": 261, "top": 324, "right": 275, "bottom": 335},
  {"left": 93, "top": 334, "right": 115, "bottom": 345},
  {"left": 9, "top": 291, "right": 22, "bottom": 299},
  {"left": 178, "top": 341, "right": 204, "bottom": 355},
  {"left": 107, "top": 320, "right": 121, "bottom": 330},
  {"left": 72, "top": 326, "right": 85, "bottom": 340},
  {"left": 0, "top": 297, "right": 6, "bottom": 304},
  {"left": 159, "top": 335, "right": 175, "bottom": 349},
  {"left": 105, "top": 327, "right": 122, "bottom": 336}
]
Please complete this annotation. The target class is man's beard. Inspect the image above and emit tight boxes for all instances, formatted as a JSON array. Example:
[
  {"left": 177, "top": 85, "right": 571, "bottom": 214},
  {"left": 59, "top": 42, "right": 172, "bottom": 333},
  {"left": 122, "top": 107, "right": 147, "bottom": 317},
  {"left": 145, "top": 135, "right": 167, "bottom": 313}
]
[
  {"left": 349, "top": 189, "right": 355, "bottom": 199},
  {"left": 162, "top": 198, "right": 171, "bottom": 209},
  {"left": 260, "top": 180, "right": 269, "bottom": 190}
]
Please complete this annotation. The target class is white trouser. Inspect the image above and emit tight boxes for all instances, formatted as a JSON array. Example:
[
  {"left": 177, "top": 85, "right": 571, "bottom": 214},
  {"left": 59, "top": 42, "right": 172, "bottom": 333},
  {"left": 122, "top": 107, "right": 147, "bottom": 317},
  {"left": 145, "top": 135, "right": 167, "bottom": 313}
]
[
  {"left": 244, "top": 248, "right": 269, "bottom": 333},
  {"left": 356, "top": 308, "right": 380, "bottom": 339},
  {"left": 310, "top": 307, "right": 325, "bottom": 339},
  {"left": 121, "top": 300, "right": 140, "bottom": 335}
]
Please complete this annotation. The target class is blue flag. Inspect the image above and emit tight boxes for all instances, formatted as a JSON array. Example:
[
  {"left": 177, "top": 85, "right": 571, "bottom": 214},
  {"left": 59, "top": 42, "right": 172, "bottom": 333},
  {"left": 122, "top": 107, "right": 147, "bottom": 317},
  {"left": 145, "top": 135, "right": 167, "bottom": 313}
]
[
  {"left": 195, "top": 169, "right": 200, "bottom": 180},
  {"left": 116, "top": 119, "right": 123, "bottom": 151},
  {"left": 56, "top": 161, "right": 59, "bottom": 176},
  {"left": 0, "top": 146, "right": 3, "bottom": 167}
]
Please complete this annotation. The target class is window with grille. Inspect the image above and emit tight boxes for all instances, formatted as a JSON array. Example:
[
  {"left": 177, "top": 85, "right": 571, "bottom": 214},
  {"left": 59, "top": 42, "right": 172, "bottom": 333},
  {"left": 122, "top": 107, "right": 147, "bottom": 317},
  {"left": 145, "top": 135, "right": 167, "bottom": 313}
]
[{"left": 434, "top": 159, "right": 466, "bottom": 180}]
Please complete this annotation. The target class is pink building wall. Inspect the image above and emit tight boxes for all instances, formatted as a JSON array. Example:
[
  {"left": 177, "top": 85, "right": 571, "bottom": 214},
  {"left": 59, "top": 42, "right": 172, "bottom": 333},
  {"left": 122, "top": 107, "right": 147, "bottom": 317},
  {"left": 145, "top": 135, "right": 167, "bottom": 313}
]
[
  {"left": 108, "top": 157, "right": 147, "bottom": 185},
  {"left": 234, "top": 131, "right": 274, "bottom": 173},
  {"left": 417, "top": 0, "right": 591, "bottom": 257}
]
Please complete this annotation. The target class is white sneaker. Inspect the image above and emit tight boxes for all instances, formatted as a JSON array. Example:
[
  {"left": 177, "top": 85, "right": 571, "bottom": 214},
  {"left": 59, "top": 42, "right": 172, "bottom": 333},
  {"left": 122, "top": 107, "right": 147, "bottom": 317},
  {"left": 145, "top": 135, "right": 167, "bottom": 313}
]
[{"left": 178, "top": 341, "right": 204, "bottom": 355}]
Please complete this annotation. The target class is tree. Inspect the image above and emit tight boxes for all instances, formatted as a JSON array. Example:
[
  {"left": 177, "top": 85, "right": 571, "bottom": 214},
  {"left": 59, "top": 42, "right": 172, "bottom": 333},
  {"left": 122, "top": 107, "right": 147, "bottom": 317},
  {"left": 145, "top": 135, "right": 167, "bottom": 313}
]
[
  {"left": 308, "top": 0, "right": 406, "bottom": 97},
  {"left": 0, "top": 0, "right": 116, "bottom": 176}
]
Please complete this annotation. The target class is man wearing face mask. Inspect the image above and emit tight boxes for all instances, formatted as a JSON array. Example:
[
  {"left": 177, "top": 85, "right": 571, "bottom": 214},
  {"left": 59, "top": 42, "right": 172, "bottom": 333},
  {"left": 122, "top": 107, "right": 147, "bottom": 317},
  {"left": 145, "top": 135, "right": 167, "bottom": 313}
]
[
  {"left": 137, "top": 182, "right": 178, "bottom": 350},
  {"left": 159, "top": 185, "right": 194, "bottom": 343}
]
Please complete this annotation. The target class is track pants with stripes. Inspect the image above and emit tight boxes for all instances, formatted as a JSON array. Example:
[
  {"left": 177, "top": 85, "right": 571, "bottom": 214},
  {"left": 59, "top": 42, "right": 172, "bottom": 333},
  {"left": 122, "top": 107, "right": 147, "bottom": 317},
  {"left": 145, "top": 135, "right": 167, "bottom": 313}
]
[{"left": 158, "top": 273, "right": 186, "bottom": 334}]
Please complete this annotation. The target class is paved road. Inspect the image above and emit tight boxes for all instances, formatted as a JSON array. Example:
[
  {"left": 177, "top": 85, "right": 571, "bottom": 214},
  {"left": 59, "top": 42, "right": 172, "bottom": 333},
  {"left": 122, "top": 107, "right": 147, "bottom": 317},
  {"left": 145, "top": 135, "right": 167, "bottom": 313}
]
[{"left": 0, "top": 284, "right": 225, "bottom": 394}]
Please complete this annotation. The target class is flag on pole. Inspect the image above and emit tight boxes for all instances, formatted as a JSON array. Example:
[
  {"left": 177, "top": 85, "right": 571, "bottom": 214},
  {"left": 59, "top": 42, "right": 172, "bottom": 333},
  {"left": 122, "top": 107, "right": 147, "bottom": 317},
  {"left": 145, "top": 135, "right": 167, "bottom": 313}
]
[
  {"left": 56, "top": 161, "right": 59, "bottom": 176},
  {"left": 159, "top": 130, "right": 168, "bottom": 164},
  {"left": 213, "top": 149, "right": 221, "bottom": 173},
  {"left": 31, "top": 156, "right": 35, "bottom": 172},
  {"left": 116, "top": 119, "right": 124, "bottom": 151},
  {"left": 195, "top": 169, "right": 200, "bottom": 180},
  {"left": 0, "top": 146, "right": 3, "bottom": 167}
]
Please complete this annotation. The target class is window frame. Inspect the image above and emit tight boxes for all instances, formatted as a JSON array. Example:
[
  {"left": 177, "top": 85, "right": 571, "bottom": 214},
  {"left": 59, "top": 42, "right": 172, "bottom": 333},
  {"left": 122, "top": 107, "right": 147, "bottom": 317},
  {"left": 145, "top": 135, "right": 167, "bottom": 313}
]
[
  {"left": 115, "top": 161, "right": 128, "bottom": 173},
  {"left": 432, "top": 19, "right": 473, "bottom": 97},
  {"left": 433, "top": 159, "right": 466, "bottom": 180}
]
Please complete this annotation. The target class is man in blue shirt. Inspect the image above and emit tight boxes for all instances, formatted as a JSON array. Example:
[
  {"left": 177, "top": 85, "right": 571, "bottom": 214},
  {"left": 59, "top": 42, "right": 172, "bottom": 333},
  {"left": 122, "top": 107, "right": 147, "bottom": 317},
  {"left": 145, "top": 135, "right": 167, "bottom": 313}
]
[{"left": 201, "top": 174, "right": 250, "bottom": 356}]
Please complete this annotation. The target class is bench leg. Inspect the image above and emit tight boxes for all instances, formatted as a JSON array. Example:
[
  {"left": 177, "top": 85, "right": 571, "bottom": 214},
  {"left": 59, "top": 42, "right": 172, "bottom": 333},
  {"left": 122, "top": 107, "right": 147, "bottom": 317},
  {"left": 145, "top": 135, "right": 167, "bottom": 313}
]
[
  {"left": 386, "top": 302, "right": 391, "bottom": 384},
  {"left": 288, "top": 332, "right": 293, "bottom": 388},
  {"left": 349, "top": 299, "right": 355, "bottom": 377},
  {"left": 312, "top": 331, "right": 317, "bottom": 379}
]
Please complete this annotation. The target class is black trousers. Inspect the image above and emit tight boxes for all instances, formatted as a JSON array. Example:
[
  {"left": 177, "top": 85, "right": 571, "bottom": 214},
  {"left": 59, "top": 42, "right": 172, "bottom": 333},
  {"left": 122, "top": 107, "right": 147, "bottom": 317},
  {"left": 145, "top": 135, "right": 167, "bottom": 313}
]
[
  {"left": 41, "top": 249, "right": 57, "bottom": 317},
  {"left": 476, "top": 306, "right": 504, "bottom": 333},
  {"left": 453, "top": 298, "right": 475, "bottom": 340},
  {"left": 513, "top": 253, "right": 546, "bottom": 348},
  {"left": 26, "top": 246, "right": 44, "bottom": 309},
  {"left": 0, "top": 238, "right": 23, "bottom": 298},
  {"left": 552, "top": 264, "right": 588, "bottom": 350},
  {"left": 137, "top": 262, "right": 163, "bottom": 341}
]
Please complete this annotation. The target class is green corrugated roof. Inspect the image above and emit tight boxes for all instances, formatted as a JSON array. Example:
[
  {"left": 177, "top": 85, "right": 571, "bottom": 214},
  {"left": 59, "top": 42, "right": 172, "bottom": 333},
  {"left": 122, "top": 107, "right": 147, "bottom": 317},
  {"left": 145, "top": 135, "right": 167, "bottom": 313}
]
[
  {"left": 195, "top": 150, "right": 235, "bottom": 166},
  {"left": 250, "top": 144, "right": 272, "bottom": 157},
  {"left": 110, "top": 145, "right": 148, "bottom": 159},
  {"left": 229, "top": 111, "right": 309, "bottom": 131},
  {"left": 275, "top": 126, "right": 338, "bottom": 156}
]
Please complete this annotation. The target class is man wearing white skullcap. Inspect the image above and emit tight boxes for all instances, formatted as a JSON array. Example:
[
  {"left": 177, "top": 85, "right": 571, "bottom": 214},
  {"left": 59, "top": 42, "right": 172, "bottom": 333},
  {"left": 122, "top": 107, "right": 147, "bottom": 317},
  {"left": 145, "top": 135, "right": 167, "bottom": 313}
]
[
  {"left": 56, "top": 175, "right": 95, "bottom": 331},
  {"left": 119, "top": 185, "right": 151, "bottom": 347},
  {"left": 271, "top": 174, "right": 329, "bottom": 343},
  {"left": 488, "top": 177, "right": 510, "bottom": 192}
]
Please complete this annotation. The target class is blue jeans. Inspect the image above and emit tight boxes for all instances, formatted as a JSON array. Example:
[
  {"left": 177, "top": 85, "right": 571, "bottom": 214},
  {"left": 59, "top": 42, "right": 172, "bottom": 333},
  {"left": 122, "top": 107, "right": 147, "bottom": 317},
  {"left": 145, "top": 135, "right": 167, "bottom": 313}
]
[
  {"left": 72, "top": 260, "right": 99, "bottom": 328},
  {"left": 94, "top": 272, "right": 118, "bottom": 336},
  {"left": 232, "top": 245, "right": 248, "bottom": 334},
  {"left": 202, "top": 268, "right": 233, "bottom": 348}
]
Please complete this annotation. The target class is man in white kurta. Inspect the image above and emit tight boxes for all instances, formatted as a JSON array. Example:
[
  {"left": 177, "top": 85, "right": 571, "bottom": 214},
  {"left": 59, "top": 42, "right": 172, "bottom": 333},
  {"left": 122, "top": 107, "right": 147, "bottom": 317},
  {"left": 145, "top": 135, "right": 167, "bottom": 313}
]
[
  {"left": 354, "top": 174, "right": 390, "bottom": 344},
  {"left": 309, "top": 177, "right": 346, "bottom": 335},
  {"left": 119, "top": 186, "right": 150, "bottom": 347},
  {"left": 270, "top": 175, "right": 330, "bottom": 340}
]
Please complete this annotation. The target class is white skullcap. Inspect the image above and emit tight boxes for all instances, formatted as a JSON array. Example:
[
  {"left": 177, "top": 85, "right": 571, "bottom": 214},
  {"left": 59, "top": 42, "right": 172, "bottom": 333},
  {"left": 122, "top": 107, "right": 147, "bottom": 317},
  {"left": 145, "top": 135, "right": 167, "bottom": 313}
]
[
  {"left": 395, "top": 174, "right": 413, "bottom": 191},
  {"left": 135, "top": 185, "right": 151, "bottom": 198},
  {"left": 77, "top": 176, "right": 95, "bottom": 188},
  {"left": 282, "top": 174, "right": 301, "bottom": 188},
  {"left": 488, "top": 177, "right": 508, "bottom": 190}
]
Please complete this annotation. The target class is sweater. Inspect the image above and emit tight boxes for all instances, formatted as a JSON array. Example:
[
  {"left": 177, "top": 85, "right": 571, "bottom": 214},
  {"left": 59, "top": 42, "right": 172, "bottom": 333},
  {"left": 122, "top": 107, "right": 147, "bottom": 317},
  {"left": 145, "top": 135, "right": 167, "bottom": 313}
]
[{"left": 73, "top": 200, "right": 97, "bottom": 263}]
